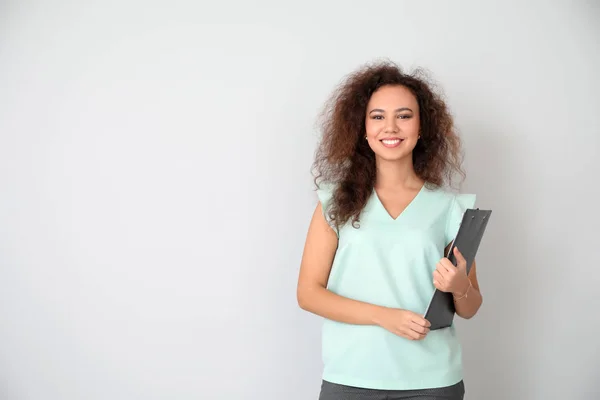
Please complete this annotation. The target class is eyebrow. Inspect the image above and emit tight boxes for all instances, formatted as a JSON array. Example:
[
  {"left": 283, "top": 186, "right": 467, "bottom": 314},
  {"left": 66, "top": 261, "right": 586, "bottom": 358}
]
[{"left": 369, "top": 107, "right": 413, "bottom": 114}]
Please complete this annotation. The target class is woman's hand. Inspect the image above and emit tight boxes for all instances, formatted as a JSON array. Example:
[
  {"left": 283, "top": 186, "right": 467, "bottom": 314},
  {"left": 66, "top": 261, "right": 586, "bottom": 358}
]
[
  {"left": 375, "top": 308, "right": 431, "bottom": 340},
  {"left": 433, "top": 247, "right": 471, "bottom": 296}
]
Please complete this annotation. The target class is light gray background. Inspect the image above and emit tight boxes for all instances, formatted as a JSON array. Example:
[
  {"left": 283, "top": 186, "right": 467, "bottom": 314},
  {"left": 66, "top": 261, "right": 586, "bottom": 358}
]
[{"left": 1, "top": 1, "right": 599, "bottom": 399}]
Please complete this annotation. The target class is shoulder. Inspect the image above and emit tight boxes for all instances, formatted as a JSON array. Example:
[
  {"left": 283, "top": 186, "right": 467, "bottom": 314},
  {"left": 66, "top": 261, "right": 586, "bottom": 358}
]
[
  {"left": 427, "top": 185, "right": 477, "bottom": 243},
  {"left": 313, "top": 181, "right": 341, "bottom": 233},
  {"left": 314, "top": 181, "right": 338, "bottom": 206},
  {"left": 424, "top": 184, "right": 476, "bottom": 209}
]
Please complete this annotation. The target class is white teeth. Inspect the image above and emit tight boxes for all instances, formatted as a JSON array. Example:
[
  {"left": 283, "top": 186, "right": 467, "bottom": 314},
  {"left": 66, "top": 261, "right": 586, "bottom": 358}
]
[{"left": 382, "top": 139, "right": 401, "bottom": 144}]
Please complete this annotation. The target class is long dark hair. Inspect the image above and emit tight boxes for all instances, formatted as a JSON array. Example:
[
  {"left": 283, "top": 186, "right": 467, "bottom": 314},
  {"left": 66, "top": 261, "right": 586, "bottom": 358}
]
[{"left": 312, "top": 60, "right": 465, "bottom": 229}]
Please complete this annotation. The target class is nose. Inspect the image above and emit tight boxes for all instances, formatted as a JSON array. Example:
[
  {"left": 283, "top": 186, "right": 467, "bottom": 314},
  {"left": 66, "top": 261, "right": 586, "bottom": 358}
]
[{"left": 384, "top": 117, "right": 399, "bottom": 133}]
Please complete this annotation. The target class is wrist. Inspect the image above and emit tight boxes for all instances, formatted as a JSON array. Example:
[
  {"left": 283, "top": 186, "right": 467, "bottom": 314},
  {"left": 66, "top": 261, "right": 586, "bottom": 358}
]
[
  {"left": 453, "top": 277, "right": 471, "bottom": 297},
  {"left": 371, "top": 305, "right": 390, "bottom": 326}
]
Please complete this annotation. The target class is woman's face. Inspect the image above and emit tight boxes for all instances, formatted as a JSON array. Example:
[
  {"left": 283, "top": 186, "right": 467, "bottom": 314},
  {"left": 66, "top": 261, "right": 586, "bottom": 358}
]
[{"left": 365, "top": 85, "right": 420, "bottom": 162}]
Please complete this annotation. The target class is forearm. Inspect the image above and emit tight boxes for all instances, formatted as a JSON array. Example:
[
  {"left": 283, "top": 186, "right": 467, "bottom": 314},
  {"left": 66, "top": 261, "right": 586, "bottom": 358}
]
[
  {"left": 453, "top": 281, "right": 483, "bottom": 319},
  {"left": 298, "top": 285, "right": 387, "bottom": 326}
]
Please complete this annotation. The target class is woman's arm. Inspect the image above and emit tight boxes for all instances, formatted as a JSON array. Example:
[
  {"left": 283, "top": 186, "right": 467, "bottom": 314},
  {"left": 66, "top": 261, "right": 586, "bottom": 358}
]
[
  {"left": 296, "top": 202, "right": 387, "bottom": 325},
  {"left": 435, "top": 245, "right": 483, "bottom": 319},
  {"left": 297, "top": 203, "right": 432, "bottom": 340},
  {"left": 453, "top": 260, "right": 483, "bottom": 319}
]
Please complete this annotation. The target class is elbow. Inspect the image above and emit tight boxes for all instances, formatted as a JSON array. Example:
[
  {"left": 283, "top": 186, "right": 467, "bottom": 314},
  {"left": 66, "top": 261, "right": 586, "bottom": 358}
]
[
  {"left": 457, "top": 298, "right": 483, "bottom": 320},
  {"left": 456, "top": 309, "right": 476, "bottom": 320},
  {"left": 297, "top": 287, "right": 309, "bottom": 311},
  {"left": 459, "top": 312, "right": 475, "bottom": 320},
  {"left": 297, "top": 284, "right": 320, "bottom": 311}
]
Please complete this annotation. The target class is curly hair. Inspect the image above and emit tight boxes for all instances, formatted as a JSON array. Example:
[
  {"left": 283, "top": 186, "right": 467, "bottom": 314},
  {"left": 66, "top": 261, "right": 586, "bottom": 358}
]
[{"left": 312, "top": 60, "right": 465, "bottom": 229}]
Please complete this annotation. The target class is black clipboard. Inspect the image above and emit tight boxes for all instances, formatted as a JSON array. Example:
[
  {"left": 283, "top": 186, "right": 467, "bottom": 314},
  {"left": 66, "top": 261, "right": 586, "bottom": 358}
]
[{"left": 424, "top": 208, "right": 492, "bottom": 330}]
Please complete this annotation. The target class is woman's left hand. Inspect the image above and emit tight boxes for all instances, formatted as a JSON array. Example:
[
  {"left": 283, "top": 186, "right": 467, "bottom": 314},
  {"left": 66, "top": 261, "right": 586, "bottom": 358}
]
[{"left": 433, "top": 247, "right": 470, "bottom": 295}]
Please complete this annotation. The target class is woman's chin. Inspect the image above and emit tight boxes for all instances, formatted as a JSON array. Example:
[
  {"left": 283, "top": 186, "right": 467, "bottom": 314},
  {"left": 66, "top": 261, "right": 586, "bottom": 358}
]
[{"left": 373, "top": 147, "right": 414, "bottom": 162}]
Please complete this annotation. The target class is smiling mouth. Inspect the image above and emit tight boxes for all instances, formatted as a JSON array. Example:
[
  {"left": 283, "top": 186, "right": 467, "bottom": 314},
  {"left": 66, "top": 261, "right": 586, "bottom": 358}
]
[{"left": 380, "top": 138, "right": 404, "bottom": 148}]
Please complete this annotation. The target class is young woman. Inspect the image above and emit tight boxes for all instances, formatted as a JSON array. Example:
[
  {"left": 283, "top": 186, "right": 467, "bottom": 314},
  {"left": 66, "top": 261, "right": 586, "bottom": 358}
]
[{"left": 297, "top": 61, "right": 483, "bottom": 400}]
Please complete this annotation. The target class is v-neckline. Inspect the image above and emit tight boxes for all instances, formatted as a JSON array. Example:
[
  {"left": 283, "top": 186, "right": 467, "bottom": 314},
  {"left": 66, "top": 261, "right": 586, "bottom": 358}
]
[{"left": 372, "top": 183, "right": 426, "bottom": 221}]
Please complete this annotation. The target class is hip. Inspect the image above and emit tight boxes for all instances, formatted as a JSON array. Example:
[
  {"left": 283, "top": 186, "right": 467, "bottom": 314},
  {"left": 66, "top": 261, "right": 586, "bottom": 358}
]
[{"left": 318, "top": 379, "right": 465, "bottom": 400}]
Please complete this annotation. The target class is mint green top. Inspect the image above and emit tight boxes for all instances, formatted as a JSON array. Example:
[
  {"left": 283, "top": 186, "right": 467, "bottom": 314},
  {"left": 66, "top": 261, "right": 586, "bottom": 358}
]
[{"left": 316, "top": 182, "right": 476, "bottom": 390}]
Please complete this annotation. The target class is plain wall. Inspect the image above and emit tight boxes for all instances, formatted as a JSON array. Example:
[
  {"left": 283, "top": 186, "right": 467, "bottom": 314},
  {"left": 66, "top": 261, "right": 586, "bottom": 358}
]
[{"left": 1, "top": 1, "right": 599, "bottom": 399}]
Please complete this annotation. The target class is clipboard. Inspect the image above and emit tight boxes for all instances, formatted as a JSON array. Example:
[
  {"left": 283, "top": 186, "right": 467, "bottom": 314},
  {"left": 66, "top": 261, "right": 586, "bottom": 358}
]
[{"left": 423, "top": 208, "right": 492, "bottom": 330}]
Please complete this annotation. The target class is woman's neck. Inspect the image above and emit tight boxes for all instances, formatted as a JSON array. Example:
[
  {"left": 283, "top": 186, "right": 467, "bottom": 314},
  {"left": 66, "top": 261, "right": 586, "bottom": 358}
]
[{"left": 374, "top": 156, "right": 422, "bottom": 190}]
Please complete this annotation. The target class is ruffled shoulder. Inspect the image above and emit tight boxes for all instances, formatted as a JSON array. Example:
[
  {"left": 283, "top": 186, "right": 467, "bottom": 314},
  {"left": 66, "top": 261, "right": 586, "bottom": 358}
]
[{"left": 315, "top": 182, "right": 339, "bottom": 235}]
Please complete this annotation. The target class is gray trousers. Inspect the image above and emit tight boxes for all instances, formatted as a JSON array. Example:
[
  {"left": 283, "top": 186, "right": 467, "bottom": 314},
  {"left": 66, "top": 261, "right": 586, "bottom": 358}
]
[{"left": 318, "top": 380, "right": 465, "bottom": 400}]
